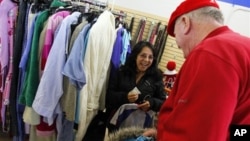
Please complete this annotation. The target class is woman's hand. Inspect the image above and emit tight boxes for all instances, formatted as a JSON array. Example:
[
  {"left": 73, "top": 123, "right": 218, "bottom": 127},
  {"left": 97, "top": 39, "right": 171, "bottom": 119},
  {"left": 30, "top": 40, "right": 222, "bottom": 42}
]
[
  {"left": 137, "top": 100, "right": 150, "bottom": 112},
  {"left": 127, "top": 92, "right": 139, "bottom": 103}
]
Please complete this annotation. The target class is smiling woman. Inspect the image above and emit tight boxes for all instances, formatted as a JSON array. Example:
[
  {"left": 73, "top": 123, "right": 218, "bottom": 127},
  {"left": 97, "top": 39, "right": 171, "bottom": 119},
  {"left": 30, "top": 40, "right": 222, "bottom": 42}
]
[
  {"left": 136, "top": 47, "right": 154, "bottom": 73},
  {"left": 105, "top": 41, "right": 167, "bottom": 134}
]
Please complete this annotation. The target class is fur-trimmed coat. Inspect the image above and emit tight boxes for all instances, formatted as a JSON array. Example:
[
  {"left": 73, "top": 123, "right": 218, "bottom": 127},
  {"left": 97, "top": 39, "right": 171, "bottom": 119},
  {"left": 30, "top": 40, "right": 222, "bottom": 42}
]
[{"left": 106, "top": 126, "right": 154, "bottom": 141}]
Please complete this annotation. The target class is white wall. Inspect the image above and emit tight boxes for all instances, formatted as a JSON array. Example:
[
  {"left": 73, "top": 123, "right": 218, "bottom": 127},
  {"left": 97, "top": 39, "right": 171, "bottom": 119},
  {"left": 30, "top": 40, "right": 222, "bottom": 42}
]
[
  {"left": 109, "top": 0, "right": 178, "bottom": 18},
  {"left": 219, "top": 3, "right": 250, "bottom": 37},
  {"left": 106, "top": 0, "right": 250, "bottom": 37}
]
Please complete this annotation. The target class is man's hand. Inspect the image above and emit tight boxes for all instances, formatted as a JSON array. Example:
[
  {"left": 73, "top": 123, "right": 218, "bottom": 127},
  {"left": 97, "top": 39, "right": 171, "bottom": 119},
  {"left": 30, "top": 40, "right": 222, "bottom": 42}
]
[{"left": 143, "top": 128, "right": 157, "bottom": 138}]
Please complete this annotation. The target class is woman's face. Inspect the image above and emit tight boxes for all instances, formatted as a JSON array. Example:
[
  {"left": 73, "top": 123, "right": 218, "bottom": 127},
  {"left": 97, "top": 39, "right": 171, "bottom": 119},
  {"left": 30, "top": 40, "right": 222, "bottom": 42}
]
[{"left": 136, "top": 46, "right": 154, "bottom": 73}]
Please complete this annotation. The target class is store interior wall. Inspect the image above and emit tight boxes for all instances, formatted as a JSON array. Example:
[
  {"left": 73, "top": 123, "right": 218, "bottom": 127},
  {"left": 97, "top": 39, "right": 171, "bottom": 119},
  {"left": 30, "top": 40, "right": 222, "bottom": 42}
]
[
  {"left": 106, "top": 0, "right": 250, "bottom": 72},
  {"left": 91, "top": 0, "right": 250, "bottom": 71},
  {"left": 111, "top": 0, "right": 250, "bottom": 37}
]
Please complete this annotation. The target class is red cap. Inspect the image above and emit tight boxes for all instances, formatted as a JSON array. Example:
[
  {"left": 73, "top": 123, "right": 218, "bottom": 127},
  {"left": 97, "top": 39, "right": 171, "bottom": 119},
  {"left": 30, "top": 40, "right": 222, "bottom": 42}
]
[{"left": 167, "top": 0, "right": 220, "bottom": 37}]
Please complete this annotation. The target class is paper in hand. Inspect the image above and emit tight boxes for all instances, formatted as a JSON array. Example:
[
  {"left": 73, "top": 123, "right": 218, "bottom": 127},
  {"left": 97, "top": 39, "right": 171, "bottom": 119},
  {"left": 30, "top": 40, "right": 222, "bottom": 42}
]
[{"left": 131, "top": 87, "right": 141, "bottom": 95}]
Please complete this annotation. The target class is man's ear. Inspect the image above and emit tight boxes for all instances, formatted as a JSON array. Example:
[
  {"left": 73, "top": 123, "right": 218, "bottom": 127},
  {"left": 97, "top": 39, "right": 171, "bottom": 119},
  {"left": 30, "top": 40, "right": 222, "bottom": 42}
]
[{"left": 181, "top": 15, "right": 191, "bottom": 35}]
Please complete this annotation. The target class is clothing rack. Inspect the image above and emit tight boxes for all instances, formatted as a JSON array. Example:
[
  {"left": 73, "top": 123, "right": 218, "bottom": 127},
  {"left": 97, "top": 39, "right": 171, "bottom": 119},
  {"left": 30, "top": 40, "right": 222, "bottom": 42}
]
[
  {"left": 111, "top": 10, "right": 126, "bottom": 18},
  {"left": 71, "top": 0, "right": 126, "bottom": 17},
  {"left": 80, "top": 0, "right": 107, "bottom": 8}
]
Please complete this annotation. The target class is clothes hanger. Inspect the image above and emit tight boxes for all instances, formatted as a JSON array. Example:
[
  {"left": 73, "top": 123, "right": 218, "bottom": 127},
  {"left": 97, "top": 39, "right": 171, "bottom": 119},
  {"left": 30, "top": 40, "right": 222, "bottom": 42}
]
[{"left": 10, "top": 0, "right": 19, "bottom": 4}]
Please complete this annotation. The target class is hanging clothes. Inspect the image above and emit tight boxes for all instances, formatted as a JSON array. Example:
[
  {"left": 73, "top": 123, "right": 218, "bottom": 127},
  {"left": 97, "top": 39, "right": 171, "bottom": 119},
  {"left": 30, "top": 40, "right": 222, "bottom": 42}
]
[
  {"left": 10, "top": 0, "right": 28, "bottom": 139},
  {"left": 57, "top": 20, "right": 89, "bottom": 141},
  {"left": 19, "top": 6, "right": 40, "bottom": 133},
  {"left": 110, "top": 27, "right": 124, "bottom": 77},
  {"left": 147, "top": 22, "right": 155, "bottom": 41},
  {"left": 149, "top": 22, "right": 161, "bottom": 44},
  {"left": 18, "top": 1, "right": 73, "bottom": 141},
  {"left": 110, "top": 26, "right": 131, "bottom": 77},
  {"left": 1, "top": 4, "right": 18, "bottom": 132},
  {"left": 19, "top": 9, "right": 50, "bottom": 106},
  {"left": 120, "top": 28, "right": 131, "bottom": 65},
  {"left": 32, "top": 11, "right": 82, "bottom": 125},
  {"left": 40, "top": 10, "right": 71, "bottom": 73},
  {"left": 156, "top": 27, "right": 168, "bottom": 64},
  {"left": 136, "top": 18, "right": 146, "bottom": 42},
  {"left": 18, "top": 11, "right": 52, "bottom": 140},
  {"left": 75, "top": 10, "right": 116, "bottom": 141},
  {"left": 0, "top": 0, "right": 18, "bottom": 132},
  {"left": 62, "top": 21, "right": 90, "bottom": 122},
  {"left": 39, "top": 15, "right": 73, "bottom": 133}
]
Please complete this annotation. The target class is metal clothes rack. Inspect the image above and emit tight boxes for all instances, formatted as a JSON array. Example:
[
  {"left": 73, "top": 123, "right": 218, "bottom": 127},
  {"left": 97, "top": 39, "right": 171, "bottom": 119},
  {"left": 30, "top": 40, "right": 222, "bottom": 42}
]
[
  {"left": 71, "top": 0, "right": 126, "bottom": 17},
  {"left": 80, "top": 0, "right": 107, "bottom": 8}
]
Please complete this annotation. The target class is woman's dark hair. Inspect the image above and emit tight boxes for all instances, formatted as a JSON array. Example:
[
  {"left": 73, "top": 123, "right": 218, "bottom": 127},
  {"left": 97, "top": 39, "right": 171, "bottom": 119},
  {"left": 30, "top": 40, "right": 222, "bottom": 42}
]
[{"left": 121, "top": 41, "right": 162, "bottom": 79}]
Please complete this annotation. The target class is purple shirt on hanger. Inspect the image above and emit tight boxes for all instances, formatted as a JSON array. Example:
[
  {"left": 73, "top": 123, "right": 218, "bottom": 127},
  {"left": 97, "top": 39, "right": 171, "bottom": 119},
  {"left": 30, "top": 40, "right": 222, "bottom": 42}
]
[
  {"left": 0, "top": 0, "right": 18, "bottom": 91},
  {"left": 0, "top": 0, "right": 18, "bottom": 131}
]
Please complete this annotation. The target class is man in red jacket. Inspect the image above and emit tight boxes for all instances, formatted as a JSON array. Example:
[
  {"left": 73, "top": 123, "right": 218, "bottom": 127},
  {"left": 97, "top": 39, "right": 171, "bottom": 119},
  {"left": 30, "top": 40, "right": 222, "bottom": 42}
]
[{"left": 144, "top": 0, "right": 250, "bottom": 140}]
